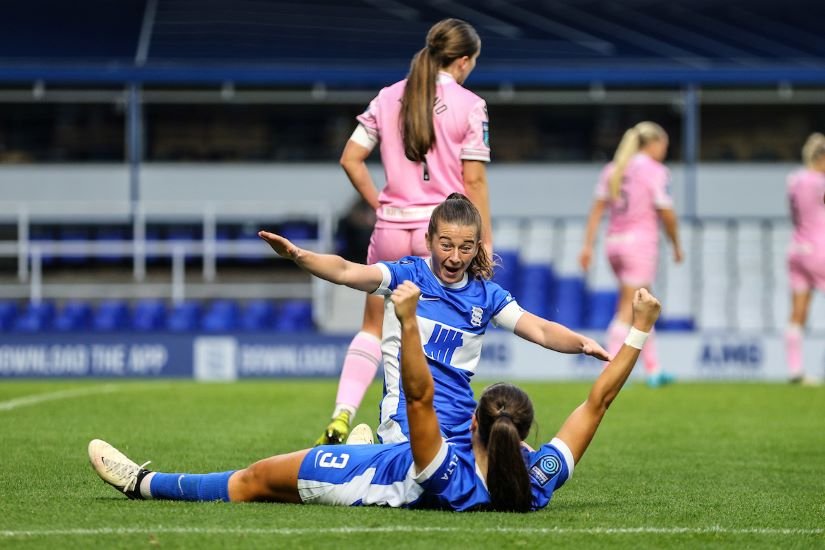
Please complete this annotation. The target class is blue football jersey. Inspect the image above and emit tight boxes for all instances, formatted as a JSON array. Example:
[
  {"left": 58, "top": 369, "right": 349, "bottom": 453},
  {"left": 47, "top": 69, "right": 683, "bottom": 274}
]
[
  {"left": 373, "top": 257, "right": 522, "bottom": 443},
  {"left": 297, "top": 435, "right": 573, "bottom": 512}
]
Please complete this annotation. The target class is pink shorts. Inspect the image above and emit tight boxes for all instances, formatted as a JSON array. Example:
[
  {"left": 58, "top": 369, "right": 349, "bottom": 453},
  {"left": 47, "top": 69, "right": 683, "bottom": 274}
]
[
  {"left": 605, "top": 236, "right": 658, "bottom": 287},
  {"left": 788, "top": 244, "right": 825, "bottom": 293},
  {"left": 366, "top": 226, "right": 429, "bottom": 264}
]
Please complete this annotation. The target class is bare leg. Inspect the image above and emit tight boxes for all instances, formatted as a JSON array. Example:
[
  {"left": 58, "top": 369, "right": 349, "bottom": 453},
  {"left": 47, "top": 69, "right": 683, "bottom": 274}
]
[{"left": 228, "top": 449, "right": 311, "bottom": 503}]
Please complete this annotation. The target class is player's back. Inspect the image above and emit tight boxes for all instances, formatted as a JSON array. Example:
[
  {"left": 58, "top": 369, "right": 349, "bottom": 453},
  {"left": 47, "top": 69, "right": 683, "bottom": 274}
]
[
  {"left": 599, "top": 154, "right": 671, "bottom": 242},
  {"left": 357, "top": 75, "right": 489, "bottom": 227},
  {"left": 788, "top": 168, "right": 825, "bottom": 246}
]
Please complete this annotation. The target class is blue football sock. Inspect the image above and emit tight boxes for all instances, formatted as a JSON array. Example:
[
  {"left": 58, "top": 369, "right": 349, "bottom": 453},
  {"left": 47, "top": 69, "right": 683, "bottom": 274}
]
[{"left": 149, "top": 471, "right": 235, "bottom": 502}]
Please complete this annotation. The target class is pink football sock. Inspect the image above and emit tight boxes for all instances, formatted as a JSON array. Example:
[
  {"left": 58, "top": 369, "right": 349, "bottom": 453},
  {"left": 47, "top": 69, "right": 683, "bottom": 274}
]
[
  {"left": 640, "top": 328, "right": 660, "bottom": 375},
  {"left": 785, "top": 324, "right": 803, "bottom": 379},
  {"left": 334, "top": 331, "right": 382, "bottom": 417}
]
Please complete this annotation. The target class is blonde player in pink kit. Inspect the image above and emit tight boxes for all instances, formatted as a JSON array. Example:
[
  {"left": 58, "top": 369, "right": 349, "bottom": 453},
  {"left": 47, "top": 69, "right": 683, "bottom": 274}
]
[
  {"left": 317, "top": 18, "right": 492, "bottom": 444},
  {"left": 785, "top": 132, "right": 825, "bottom": 385},
  {"left": 579, "top": 122, "right": 683, "bottom": 388}
]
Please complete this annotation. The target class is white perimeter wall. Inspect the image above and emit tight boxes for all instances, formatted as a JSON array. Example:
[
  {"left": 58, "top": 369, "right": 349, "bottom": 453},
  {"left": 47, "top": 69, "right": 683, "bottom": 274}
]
[{"left": 0, "top": 162, "right": 798, "bottom": 219}]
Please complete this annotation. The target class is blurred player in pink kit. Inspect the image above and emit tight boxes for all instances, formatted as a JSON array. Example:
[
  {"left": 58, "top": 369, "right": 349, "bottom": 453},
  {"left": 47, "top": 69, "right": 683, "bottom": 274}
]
[
  {"left": 579, "top": 122, "right": 683, "bottom": 388},
  {"left": 785, "top": 132, "right": 825, "bottom": 385},
  {"left": 317, "top": 18, "right": 492, "bottom": 444}
]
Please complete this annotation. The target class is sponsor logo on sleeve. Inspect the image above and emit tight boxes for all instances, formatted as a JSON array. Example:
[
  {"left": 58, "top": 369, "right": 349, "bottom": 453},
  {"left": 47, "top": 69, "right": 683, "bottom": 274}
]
[
  {"left": 529, "top": 454, "right": 561, "bottom": 486},
  {"left": 482, "top": 121, "right": 489, "bottom": 147}
]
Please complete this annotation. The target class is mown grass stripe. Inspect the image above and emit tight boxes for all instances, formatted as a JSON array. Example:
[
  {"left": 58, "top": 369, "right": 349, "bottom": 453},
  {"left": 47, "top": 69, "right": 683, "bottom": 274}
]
[{"left": 0, "top": 385, "right": 118, "bottom": 412}]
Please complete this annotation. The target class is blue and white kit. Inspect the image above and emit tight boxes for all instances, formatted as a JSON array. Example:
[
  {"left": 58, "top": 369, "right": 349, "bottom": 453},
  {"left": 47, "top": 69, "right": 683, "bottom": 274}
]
[
  {"left": 297, "top": 435, "right": 575, "bottom": 511},
  {"left": 371, "top": 256, "right": 525, "bottom": 443}
]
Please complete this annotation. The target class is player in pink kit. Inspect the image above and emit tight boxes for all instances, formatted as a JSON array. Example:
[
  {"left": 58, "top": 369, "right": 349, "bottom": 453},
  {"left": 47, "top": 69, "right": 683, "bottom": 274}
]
[
  {"left": 579, "top": 122, "right": 683, "bottom": 388},
  {"left": 317, "top": 18, "right": 492, "bottom": 444},
  {"left": 785, "top": 132, "right": 825, "bottom": 385}
]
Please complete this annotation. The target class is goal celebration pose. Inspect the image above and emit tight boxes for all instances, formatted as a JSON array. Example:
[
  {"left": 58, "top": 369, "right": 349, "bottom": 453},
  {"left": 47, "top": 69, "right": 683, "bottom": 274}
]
[
  {"left": 89, "top": 283, "right": 662, "bottom": 512},
  {"left": 322, "top": 18, "right": 493, "bottom": 445},
  {"left": 263, "top": 194, "right": 608, "bottom": 444}
]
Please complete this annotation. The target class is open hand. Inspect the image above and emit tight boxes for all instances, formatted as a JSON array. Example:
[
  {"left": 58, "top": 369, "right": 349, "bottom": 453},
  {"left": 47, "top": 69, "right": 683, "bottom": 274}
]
[
  {"left": 391, "top": 281, "right": 421, "bottom": 322},
  {"left": 258, "top": 230, "right": 300, "bottom": 261},
  {"left": 582, "top": 336, "right": 611, "bottom": 362}
]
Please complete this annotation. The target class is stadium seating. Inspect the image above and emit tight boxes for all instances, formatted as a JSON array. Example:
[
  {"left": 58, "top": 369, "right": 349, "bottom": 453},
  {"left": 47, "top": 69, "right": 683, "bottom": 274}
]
[{"left": 54, "top": 300, "right": 92, "bottom": 331}]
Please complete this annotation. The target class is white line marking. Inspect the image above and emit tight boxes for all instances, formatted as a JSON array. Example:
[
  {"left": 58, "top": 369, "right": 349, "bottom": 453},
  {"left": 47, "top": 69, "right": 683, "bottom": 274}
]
[
  {"left": 0, "top": 526, "right": 822, "bottom": 538},
  {"left": 0, "top": 385, "right": 119, "bottom": 412}
]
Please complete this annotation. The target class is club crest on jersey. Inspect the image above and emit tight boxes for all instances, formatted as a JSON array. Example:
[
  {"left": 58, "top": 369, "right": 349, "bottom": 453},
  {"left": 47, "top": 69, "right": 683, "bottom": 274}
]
[
  {"left": 470, "top": 306, "right": 483, "bottom": 327},
  {"left": 530, "top": 454, "right": 561, "bottom": 486}
]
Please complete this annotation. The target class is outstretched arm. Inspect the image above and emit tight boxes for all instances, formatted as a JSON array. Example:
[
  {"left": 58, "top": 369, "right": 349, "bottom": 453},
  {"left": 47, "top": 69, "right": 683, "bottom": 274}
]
[
  {"left": 392, "top": 281, "right": 443, "bottom": 473},
  {"left": 258, "top": 231, "right": 384, "bottom": 292},
  {"left": 514, "top": 312, "right": 611, "bottom": 361},
  {"left": 554, "top": 289, "right": 661, "bottom": 463}
]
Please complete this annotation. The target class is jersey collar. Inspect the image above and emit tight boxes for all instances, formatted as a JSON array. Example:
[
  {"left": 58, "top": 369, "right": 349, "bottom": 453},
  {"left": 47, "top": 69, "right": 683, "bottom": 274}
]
[
  {"left": 437, "top": 72, "right": 456, "bottom": 85},
  {"left": 426, "top": 257, "right": 469, "bottom": 289}
]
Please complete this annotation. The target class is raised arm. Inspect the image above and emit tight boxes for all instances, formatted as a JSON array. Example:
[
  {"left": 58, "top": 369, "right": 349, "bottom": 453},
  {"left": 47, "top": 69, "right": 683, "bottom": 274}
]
[
  {"left": 514, "top": 312, "right": 610, "bottom": 362},
  {"left": 554, "top": 289, "right": 661, "bottom": 464},
  {"left": 579, "top": 199, "right": 607, "bottom": 272},
  {"left": 391, "top": 281, "right": 443, "bottom": 472},
  {"left": 258, "top": 231, "right": 384, "bottom": 292},
  {"left": 657, "top": 207, "right": 684, "bottom": 263}
]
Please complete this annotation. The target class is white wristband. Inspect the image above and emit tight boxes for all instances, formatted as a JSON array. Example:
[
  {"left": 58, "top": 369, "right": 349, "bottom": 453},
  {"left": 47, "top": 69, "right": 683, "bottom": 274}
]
[{"left": 624, "top": 327, "right": 649, "bottom": 350}]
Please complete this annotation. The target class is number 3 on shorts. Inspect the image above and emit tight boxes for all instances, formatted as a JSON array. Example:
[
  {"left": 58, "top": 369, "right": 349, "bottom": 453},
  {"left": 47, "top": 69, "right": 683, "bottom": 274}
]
[{"left": 318, "top": 451, "right": 350, "bottom": 469}]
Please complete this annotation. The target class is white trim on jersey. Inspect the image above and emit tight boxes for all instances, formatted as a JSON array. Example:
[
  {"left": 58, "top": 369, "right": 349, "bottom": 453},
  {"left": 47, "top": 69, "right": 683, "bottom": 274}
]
[
  {"left": 298, "top": 465, "right": 425, "bottom": 506},
  {"left": 550, "top": 437, "right": 575, "bottom": 481},
  {"left": 349, "top": 123, "right": 378, "bottom": 152},
  {"left": 371, "top": 263, "right": 392, "bottom": 296},
  {"left": 491, "top": 301, "right": 524, "bottom": 332},
  {"left": 425, "top": 257, "right": 469, "bottom": 289},
  {"left": 412, "top": 439, "right": 450, "bottom": 480}
]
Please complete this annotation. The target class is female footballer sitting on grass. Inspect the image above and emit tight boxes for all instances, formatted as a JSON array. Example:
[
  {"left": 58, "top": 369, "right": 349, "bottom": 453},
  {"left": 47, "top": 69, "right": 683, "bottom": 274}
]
[
  {"left": 265, "top": 193, "right": 608, "bottom": 445},
  {"left": 89, "top": 283, "right": 662, "bottom": 511}
]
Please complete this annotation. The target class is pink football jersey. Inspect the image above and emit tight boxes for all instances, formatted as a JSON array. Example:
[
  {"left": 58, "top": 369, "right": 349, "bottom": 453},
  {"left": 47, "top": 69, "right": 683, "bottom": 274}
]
[
  {"left": 594, "top": 153, "right": 673, "bottom": 244},
  {"left": 357, "top": 72, "right": 490, "bottom": 229},
  {"left": 787, "top": 168, "right": 825, "bottom": 247}
]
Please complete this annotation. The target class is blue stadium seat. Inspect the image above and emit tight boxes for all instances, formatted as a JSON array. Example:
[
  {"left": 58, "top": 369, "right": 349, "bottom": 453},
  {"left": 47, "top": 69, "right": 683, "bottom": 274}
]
[
  {"left": 240, "top": 299, "right": 274, "bottom": 331},
  {"left": 54, "top": 300, "right": 92, "bottom": 331},
  {"left": 132, "top": 299, "right": 167, "bottom": 331},
  {"left": 201, "top": 299, "right": 239, "bottom": 332},
  {"left": 93, "top": 300, "right": 130, "bottom": 331},
  {"left": 166, "top": 301, "right": 202, "bottom": 332},
  {"left": 236, "top": 223, "right": 266, "bottom": 264},
  {"left": 656, "top": 317, "right": 696, "bottom": 331},
  {"left": 517, "top": 264, "right": 555, "bottom": 319},
  {"left": 554, "top": 277, "right": 587, "bottom": 329},
  {"left": 492, "top": 250, "right": 520, "bottom": 296},
  {"left": 0, "top": 300, "right": 19, "bottom": 331},
  {"left": 279, "top": 221, "right": 317, "bottom": 241},
  {"left": 273, "top": 300, "right": 313, "bottom": 331},
  {"left": 586, "top": 290, "right": 618, "bottom": 330},
  {"left": 12, "top": 301, "right": 55, "bottom": 332}
]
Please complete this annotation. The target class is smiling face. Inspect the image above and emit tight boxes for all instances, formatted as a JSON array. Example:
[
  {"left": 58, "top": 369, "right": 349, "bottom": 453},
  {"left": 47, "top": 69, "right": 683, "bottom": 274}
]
[{"left": 426, "top": 222, "right": 479, "bottom": 284}]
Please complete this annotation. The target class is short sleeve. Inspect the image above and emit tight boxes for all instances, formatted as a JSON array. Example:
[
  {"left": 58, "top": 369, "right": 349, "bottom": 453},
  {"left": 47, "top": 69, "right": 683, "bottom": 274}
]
[
  {"left": 355, "top": 95, "right": 380, "bottom": 139},
  {"left": 460, "top": 99, "right": 491, "bottom": 162},
  {"left": 594, "top": 164, "right": 612, "bottom": 200},
  {"left": 371, "top": 257, "right": 421, "bottom": 296},
  {"left": 527, "top": 438, "right": 575, "bottom": 511},
  {"left": 652, "top": 166, "right": 674, "bottom": 209}
]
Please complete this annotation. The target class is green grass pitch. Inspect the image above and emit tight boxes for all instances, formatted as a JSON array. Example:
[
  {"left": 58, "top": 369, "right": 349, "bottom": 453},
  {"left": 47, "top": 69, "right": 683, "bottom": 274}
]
[{"left": 0, "top": 379, "right": 823, "bottom": 549}]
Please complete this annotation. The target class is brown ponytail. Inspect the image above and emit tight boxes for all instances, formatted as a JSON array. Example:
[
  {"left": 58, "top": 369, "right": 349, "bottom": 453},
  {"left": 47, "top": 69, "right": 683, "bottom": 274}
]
[
  {"left": 401, "top": 19, "right": 480, "bottom": 163},
  {"left": 476, "top": 383, "right": 535, "bottom": 512},
  {"left": 428, "top": 193, "right": 496, "bottom": 279},
  {"left": 608, "top": 121, "right": 667, "bottom": 199}
]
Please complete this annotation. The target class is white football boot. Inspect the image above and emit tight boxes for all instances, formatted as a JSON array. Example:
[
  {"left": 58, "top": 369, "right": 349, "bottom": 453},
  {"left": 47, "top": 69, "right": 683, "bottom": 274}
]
[
  {"left": 88, "top": 439, "right": 151, "bottom": 499},
  {"left": 345, "top": 423, "right": 374, "bottom": 445}
]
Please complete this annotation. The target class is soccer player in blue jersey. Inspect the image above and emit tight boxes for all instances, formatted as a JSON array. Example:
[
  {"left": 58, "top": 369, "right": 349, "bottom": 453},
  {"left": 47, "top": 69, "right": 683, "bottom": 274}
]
[
  {"left": 259, "top": 193, "right": 610, "bottom": 444},
  {"left": 89, "top": 283, "right": 661, "bottom": 511}
]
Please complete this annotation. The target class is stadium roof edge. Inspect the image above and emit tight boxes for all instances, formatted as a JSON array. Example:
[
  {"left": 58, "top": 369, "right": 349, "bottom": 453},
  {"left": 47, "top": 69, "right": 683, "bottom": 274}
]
[{"left": 0, "top": 63, "right": 824, "bottom": 87}]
